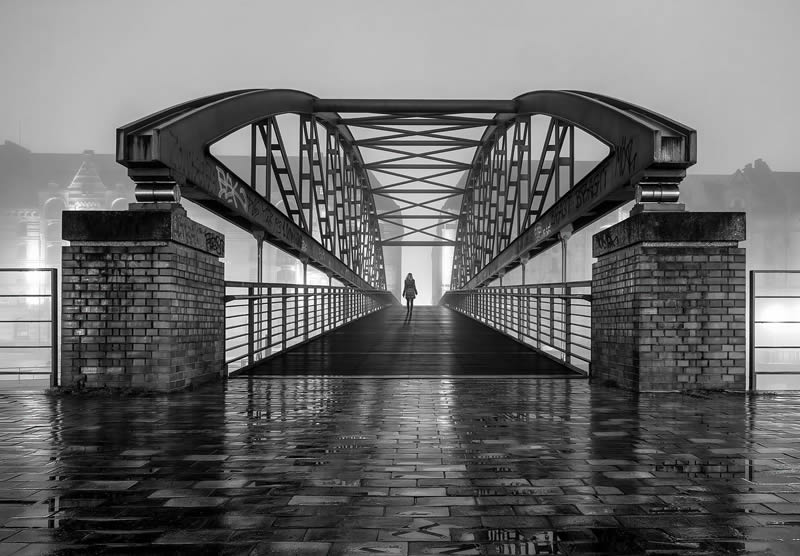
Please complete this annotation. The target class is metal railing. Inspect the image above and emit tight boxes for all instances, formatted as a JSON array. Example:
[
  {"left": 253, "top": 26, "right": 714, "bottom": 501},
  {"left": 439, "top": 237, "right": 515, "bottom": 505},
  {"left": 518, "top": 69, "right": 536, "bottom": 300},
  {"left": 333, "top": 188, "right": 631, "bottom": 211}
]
[
  {"left": 440, "top": 281, "right": 592, "bottom": 374},
  {"left": 750, "top": 270, "right": 800, "bottom": 391},
  {"left": 0, "top": 268, "right": 58, "bottom": 387},
  {"left": 224, "top": 281, "right": 396, "bottom": 374}
]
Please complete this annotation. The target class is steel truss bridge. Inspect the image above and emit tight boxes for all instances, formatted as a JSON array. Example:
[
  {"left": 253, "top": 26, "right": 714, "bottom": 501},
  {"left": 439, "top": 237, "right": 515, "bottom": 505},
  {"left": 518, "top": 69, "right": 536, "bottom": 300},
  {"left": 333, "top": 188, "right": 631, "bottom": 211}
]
[{"left": 117, "top": 90, "right": 696, "bottom": 293}]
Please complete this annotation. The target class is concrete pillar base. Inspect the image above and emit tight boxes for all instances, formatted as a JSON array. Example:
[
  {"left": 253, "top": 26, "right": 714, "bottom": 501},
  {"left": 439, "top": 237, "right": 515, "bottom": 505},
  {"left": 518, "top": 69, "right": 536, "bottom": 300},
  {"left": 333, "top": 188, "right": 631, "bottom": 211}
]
[{"left": 591, "top": 211, "right": 746, "bottom": 392}]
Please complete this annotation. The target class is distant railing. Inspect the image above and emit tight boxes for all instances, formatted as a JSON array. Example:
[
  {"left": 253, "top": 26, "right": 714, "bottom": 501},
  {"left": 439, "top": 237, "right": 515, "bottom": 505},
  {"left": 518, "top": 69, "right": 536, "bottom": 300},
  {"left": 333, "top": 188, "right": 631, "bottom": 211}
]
[
  {"left": 224, "top": 281, "right": 396, "bottom": 374},
  {"left": 0, "top": 268, "right": 58, "bottom": 387},
  {"left": 440, "top": 281, "right": 591, "bottom": 374},
  {"left": 750, "top": 270, "right": 800, "bottom": 391}
]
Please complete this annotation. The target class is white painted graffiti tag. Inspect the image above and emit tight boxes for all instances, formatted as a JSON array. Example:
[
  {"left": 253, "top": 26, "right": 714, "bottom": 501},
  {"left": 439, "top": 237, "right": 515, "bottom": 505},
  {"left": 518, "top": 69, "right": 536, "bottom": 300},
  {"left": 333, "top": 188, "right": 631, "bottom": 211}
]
[{"left": 216, "top": 166, "right": 249, "bottom": 211}]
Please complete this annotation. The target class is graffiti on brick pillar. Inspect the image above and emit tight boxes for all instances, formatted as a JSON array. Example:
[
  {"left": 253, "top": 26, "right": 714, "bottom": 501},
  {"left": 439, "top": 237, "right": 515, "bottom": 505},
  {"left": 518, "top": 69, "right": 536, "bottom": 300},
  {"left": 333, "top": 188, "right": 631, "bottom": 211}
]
[
  {"left": 216, "top": 166, "right": 249, "bottom": 211},
  {"left": 172, "top": 213, "right": 225, "bottom": 257},
  {"left": 595, "top": 230, "right": 620, "bottom": 253},
  {"left": 204, "top": 233, "right": 225, "bottom": 256}
]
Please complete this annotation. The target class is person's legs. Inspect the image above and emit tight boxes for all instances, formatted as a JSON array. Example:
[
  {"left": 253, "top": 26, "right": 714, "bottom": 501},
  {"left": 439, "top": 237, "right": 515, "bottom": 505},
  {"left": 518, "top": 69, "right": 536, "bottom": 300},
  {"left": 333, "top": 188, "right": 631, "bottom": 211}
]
[
  {"left": 406, "top": 297, "right": 411, "bottom": 316},
  {"left": 409, "top": 297, "right": 414, "bottom": 317}
]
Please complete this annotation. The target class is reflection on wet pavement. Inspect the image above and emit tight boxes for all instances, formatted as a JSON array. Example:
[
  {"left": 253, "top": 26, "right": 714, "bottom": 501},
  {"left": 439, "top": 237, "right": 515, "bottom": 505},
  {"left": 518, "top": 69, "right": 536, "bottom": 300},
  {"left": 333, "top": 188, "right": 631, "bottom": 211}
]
[{"left": 0, "top": 379, "right": 799, "bottom": 554}]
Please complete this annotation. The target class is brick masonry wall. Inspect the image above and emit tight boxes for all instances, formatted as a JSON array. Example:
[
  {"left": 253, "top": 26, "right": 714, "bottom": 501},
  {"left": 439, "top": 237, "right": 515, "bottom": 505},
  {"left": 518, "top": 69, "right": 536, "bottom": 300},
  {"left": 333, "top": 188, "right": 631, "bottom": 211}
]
[
  {"left": 592, "top": 243, "right": 746, "bottom": 391},
  {"left": 61, "top": 242, "right": 225, "bottom": 391}
]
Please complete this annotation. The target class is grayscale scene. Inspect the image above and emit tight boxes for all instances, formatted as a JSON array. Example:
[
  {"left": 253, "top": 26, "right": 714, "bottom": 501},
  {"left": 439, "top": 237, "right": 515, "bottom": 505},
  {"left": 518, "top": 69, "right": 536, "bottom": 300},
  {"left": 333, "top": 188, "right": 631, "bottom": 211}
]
[{"left": 1, "top": 0, "right": 799, "bottom": 554}]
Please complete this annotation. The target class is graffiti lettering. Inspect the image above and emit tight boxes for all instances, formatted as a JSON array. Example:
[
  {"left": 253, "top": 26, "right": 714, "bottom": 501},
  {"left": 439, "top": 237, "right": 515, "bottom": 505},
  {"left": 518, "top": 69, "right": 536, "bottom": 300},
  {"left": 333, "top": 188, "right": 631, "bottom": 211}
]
[
  {"left": 216, "top": 166, "right": 249, "bottom": 211},
  {"left": 171, "top": 211, "right": 224, "bottom": 257},
  {"left": 205, "top": 233, "right": 225, "bottom": 256},
  {"left": 614, "top": 136, "right": 638, "bottom": 178},
  {"left": 594, "top": 230, "right": 620, "bottom": 252}
]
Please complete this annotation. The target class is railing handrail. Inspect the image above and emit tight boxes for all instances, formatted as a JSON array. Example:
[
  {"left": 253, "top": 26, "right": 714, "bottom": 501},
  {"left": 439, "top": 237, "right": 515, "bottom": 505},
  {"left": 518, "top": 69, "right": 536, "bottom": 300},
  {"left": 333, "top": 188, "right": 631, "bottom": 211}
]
[
  {"left": 749, "top": 269, "right": 800, "bottom": 391},
  {"left": 223, "top": 280, "right": 394, "bottom": 374},
  {"left": 452, "top": 280, "right": 592, "bottom": 290},
  {"left": 0, "top": 267, "right": 58, "bottom": 388},
  {"left": 443, "top": 281, "right": 592, "bottom": 302},
  {"left": 0, "top": 268, "right": 59, "bottom": 272},
  {"left": 444, "top": 291, "right": 591, "bottom": 302},
  {"left": 225, "top": 289, "right": 394, "bottom": 303},
  {"left": 441, "top": 280, "right": 591, "bottom": 376},
  {"left": 224, "top": 280, "right": 390, "bottom": 292}
]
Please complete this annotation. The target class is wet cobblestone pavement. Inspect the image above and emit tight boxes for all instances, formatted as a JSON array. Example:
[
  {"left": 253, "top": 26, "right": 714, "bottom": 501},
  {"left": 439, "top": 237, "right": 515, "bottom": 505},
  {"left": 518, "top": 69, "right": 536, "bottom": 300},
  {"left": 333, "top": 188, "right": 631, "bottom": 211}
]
[{"left": 1, "top": 379, "right": 800, "bottom": 554}]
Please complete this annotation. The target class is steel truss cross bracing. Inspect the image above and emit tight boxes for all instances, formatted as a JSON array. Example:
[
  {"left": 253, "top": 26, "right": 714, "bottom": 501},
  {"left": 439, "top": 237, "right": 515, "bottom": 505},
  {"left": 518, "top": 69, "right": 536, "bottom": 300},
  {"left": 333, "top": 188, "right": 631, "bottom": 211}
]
[{"left": 116, "top": 90, "right": 696, "bottom": 294}]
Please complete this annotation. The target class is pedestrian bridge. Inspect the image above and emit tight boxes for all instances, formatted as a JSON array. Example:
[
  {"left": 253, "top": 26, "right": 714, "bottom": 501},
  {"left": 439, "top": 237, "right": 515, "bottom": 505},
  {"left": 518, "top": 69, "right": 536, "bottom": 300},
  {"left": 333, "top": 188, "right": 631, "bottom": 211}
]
[
  {"left": 57, "top": 89, "right": 748, "bottom": 393},
  {"left": 235, "top": 306, "right": 580, "bottom": 379}
]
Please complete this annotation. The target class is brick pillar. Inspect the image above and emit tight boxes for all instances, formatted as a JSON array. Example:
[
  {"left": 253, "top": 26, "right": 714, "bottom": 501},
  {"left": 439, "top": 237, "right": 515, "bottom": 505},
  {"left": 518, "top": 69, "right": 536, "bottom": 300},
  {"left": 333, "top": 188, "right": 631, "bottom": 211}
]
[
  {"left": 61, "top": 203, "right": 226, "bottom": 392},
  {"left": 591, "top": 212, "right": 746, "bottom": 392}
]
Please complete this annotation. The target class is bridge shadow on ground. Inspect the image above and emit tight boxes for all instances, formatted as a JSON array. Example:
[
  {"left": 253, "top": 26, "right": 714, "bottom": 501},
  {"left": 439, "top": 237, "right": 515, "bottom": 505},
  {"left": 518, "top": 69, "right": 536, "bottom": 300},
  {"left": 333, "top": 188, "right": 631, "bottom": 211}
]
[{"left": 237, "top": 305, "right": 583, "bottom": 378}]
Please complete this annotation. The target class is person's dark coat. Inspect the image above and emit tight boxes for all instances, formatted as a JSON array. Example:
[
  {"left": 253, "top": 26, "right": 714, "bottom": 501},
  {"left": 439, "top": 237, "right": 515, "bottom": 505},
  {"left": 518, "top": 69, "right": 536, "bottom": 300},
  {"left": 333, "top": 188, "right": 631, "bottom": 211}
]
[{"left": 402, "top": 279, "right": 418, "bottom": 300}]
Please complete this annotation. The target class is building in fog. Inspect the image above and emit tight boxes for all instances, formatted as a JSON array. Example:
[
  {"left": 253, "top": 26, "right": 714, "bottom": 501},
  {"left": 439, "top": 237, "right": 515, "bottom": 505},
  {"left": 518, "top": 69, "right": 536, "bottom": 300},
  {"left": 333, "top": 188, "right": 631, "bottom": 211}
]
[
  {"left": 0, "top": 141, "right": 136, "bottom": 272},
  {"left": 0, "top": 142, "right": 403, "bottom": 292},
  {"left": 681, "top": 159, "right": 800, "bottom": 272},
  {"left": 431, "top": 159, "right": 800, "bottom": 298},
  {"left": 1, "top": 141, "right": 797, "bottom": 289}
]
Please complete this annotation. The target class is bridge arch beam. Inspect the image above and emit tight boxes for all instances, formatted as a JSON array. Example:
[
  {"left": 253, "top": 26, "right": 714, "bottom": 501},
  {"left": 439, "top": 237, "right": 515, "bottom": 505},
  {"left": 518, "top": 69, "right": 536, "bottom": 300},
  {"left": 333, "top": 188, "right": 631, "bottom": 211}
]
[{"left": 116, "top": 89, "right": 697, "bottom": 292}]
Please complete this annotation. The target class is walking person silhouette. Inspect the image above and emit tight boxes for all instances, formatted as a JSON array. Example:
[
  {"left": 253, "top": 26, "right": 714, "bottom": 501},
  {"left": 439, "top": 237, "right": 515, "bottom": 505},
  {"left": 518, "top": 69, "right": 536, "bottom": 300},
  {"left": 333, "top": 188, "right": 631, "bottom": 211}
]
[{"left": 402, "top": 273, "right": 418, "bottom": 320}]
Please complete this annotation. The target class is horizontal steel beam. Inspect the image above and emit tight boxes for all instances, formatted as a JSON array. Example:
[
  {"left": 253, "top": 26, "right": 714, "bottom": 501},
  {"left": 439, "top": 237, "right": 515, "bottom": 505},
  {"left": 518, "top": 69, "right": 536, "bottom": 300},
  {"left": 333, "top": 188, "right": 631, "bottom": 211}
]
[
  {"left": 315, "top": 99, "right": 516, "bottom": 114},
  {"left": 379, "top": 214, "right": 458, "bottom": 220},
  {"left": 382, "top": 240, "right": 456, "bottom": 246},
  {"left": 355, "top": 140, "right": 481, "bottom": 147},
  {"left": 341, "top": 118, "right": 493, "bottom": 127},
  {"left": 365, "top": 163, "right": 470, "bottom": 170}
]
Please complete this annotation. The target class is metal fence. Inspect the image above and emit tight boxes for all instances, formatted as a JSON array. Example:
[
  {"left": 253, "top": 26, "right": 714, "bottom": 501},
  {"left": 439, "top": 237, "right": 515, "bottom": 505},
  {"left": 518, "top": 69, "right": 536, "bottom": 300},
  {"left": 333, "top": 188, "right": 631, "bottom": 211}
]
[
  {"left": 0, "top": 268, "right": 58, "bottom": 386},
  {"left": 750, "top": 271, "right": 800, "bottom": 391},
  {"left": 224, "top": 281, "right": 396, "bottom": 374},
  {"left": 440, "top": 281, "right": 592, "bottom": 374}
]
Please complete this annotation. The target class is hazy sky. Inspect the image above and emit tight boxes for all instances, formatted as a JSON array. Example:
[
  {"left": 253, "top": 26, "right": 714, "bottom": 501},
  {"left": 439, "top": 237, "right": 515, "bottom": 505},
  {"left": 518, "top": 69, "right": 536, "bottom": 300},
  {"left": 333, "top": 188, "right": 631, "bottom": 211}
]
[{"left": 1, "top": 0, "right": 798, "bottom": 174}]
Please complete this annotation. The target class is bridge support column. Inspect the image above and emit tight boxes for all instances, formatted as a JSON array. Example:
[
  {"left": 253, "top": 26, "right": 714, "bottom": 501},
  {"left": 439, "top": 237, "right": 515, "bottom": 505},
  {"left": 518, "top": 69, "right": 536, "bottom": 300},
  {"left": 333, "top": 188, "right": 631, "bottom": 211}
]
[
  {"left": 61, "top": 203, "right": 226, "bottom": 392},
  {"left": 591, "top": 211, "right": 746, "bottom": 392}
]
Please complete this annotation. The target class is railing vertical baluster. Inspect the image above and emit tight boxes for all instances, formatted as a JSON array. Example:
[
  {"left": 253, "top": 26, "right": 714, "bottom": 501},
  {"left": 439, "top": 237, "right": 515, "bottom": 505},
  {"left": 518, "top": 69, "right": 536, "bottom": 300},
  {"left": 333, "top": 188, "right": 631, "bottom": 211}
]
[
  {"left": 303, "top": 287, "right": 308, "bottom": 341},
  {"left": 535, "top": 286, "right": 541, "bottom": 349},
  {"left": 313, "top": 287, "right": 317, "bottom": 336},
  {"left": 282, "top": 286, "right": 287, "bottom": 352},
  {"left": 549, "top": 286, "right": 556, "bottom": 346},
  {"left": 267, "top": 287, "right": 272, "bottom": 355},
  {"left": 50, "top": 268, "right": 59, "bottom": 388},
  {"left": 565, "top": 285, "right": 572, "bottom": 364},
  {"left": 247, "top": 285, "right": 255, "bottom": 366},
  {"left": 749, "top": 270, "right": 756, "bottom": 392}
]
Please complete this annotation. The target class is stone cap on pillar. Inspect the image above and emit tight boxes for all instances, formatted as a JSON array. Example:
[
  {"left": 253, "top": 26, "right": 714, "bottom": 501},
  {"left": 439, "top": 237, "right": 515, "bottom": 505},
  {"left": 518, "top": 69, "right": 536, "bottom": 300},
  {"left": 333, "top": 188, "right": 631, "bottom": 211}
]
[
  {"left": 592, "top": 212, "right": 746, "bottom": 257},
  {"left": 63, "top": 205, "right": 225, "bottom": 258}
]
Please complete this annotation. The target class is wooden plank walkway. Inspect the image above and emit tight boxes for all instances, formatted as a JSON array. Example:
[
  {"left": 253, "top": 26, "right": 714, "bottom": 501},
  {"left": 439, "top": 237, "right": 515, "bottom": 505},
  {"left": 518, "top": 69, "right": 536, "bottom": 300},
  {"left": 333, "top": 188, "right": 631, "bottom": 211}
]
[{"left": 239, "top": 305, "right": 583, "bottom": 378}]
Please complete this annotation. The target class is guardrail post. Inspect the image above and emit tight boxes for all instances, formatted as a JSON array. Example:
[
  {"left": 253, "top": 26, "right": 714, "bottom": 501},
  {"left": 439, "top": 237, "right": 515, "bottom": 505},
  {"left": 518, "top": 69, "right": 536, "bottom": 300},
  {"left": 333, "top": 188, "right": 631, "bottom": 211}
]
[
  {"left": 247, "top": 285, "right": 255, "bottom": 366},
  {"left": 267, "top": 287, "right": 272, "bottom": 356},
  {"left": 749, "top": 270, "right": 755, "bottom": 392},
  {"left": 565, "top": 286, "right": 572, "bottom": 364},
  {"left": 50, "top": 268, "right": 59, "bottom": 388},
  {"left": 303, "top": 289, "right": 309, "bottom": 343},
  {"left": 549, "top": 286, "right": 555, "bottom": 352},
  {"left": 282, "top": 286, "right": 288, "bottom": 352},
  {"left": 536, "top": 285, "right": 541, "bottom": 349}
]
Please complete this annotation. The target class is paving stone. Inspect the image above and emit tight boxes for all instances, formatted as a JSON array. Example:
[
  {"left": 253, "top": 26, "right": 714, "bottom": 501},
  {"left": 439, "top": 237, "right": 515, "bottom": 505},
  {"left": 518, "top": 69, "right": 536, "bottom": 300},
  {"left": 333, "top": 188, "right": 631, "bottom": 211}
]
[{"left": 2, "top": 378, "right": 800, "bottom": 553}]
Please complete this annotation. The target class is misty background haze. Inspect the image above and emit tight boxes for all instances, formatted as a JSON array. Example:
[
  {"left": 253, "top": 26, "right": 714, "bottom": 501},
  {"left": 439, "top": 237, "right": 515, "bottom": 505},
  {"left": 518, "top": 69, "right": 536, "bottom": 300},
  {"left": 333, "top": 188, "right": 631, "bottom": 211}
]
[{"left": 1, "top": 0, "right": 799, "bottom": 305}]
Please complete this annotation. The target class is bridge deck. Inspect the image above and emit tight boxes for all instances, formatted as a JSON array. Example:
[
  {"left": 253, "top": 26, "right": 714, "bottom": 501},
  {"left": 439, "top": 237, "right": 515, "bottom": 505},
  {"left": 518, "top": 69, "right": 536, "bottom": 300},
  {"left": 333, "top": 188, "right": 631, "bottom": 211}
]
[{"left": 239, "top": 305, "right": 582, "bottom": 378}]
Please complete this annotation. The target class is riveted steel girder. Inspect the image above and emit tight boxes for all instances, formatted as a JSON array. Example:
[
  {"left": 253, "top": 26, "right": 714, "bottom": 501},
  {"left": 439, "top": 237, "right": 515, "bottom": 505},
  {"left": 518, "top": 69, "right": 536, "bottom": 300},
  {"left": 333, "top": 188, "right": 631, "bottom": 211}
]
[
  {"left": 451, "top": 90, "right": 696, "bottom": 289},
  {"left": 116, "top": 89, "right": 385, "bottom": 290},
  {"left": 117, "top": 89, "right": 696, "bottom": 293}
]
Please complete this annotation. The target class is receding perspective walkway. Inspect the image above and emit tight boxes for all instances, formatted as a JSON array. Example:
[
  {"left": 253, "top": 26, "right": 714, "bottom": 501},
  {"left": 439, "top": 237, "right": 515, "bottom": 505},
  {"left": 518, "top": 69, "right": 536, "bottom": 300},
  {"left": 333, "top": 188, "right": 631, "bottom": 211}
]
[
  {"left": 1, "top": 379, "right": 800, "bottom": 555},
  {"left": 240, "top": 306, "right": 580, "bottom": 378}
]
